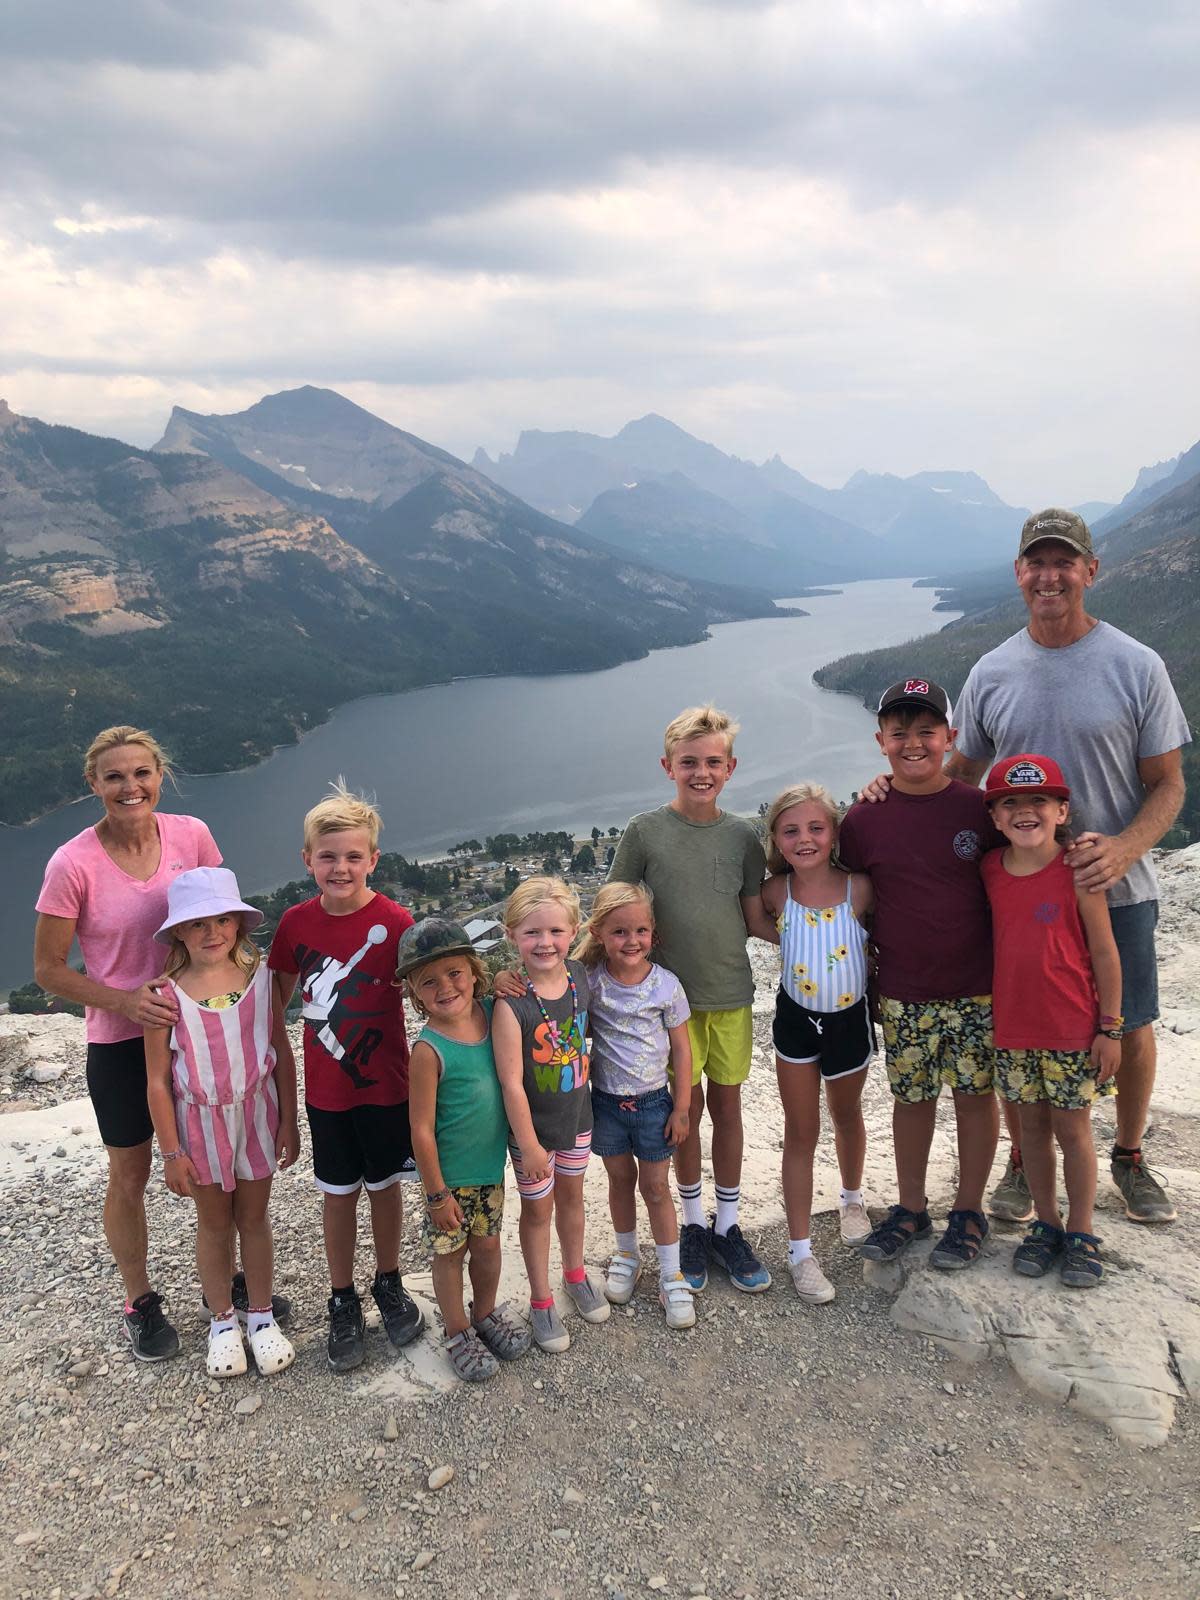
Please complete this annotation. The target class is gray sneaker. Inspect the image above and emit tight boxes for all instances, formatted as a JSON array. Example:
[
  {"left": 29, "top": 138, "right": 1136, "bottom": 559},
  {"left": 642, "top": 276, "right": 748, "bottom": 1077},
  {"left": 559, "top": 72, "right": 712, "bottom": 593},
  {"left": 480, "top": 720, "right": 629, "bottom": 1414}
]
[
  {"left": 560, "top": 1272, "right": 612, "bottom": 1324},
  {"left": 1112, "top": 1151, "right": 1177, "bottom": 1223},
  {"left": 987, "top": 1155, "right": 1035, "bottom": 1223},
  {"left": 529, "top": 1301, "right": 571, "bottom": 1354}
]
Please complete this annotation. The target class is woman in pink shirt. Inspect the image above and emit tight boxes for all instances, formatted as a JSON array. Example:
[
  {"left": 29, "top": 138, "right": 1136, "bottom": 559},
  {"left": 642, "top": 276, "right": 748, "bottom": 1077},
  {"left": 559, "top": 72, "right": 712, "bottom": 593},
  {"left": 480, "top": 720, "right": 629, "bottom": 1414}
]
[{"left": 34, "top": 725, "right": 222, "bottom": 1360}]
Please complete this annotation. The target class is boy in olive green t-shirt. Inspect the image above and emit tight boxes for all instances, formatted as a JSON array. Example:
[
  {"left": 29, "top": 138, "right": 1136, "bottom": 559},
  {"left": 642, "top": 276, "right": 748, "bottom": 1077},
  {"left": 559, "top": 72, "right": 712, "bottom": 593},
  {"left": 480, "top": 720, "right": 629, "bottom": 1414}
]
[{"left": 608, "top": 705, "right": 770, "bottom": 1294}]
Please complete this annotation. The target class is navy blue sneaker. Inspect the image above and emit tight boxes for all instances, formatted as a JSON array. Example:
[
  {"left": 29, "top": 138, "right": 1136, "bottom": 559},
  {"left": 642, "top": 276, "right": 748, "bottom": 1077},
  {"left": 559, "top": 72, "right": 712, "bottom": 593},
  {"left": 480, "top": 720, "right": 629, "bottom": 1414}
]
[
  {"left": 679, "top": 1223, "right": 709, "bottom": 1293},
  {"left": 707, "top": 1221, "right": 771, "bottom": 1293}
]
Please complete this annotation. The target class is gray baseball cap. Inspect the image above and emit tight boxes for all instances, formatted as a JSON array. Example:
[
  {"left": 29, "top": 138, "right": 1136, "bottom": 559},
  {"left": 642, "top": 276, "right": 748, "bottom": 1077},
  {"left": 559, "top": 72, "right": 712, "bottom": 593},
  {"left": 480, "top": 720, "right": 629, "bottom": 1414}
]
[
  {"left": 1017, "top": 507, "right": 1094, "bottom": 559},
  {"left": 395, "top": 916, "right": 478, "bottom": 979}
]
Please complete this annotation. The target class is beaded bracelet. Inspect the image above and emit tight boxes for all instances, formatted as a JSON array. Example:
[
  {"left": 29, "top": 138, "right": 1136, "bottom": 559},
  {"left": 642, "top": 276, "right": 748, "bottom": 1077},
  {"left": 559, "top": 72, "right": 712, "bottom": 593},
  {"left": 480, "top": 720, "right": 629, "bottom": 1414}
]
[
  {"left": 161, "top": 1148, "right": 184, "bottom": 1162},
  {"left": 425, "top": 1188, "right": 451, "bottom": 1206}
]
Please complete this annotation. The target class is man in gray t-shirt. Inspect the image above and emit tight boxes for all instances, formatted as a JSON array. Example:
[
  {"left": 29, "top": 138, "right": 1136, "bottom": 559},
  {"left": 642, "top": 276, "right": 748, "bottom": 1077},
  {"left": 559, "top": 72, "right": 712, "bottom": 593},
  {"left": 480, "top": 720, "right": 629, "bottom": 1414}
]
[{"left": 949, "top": 508, "right": 1189, "bottom": 1225}]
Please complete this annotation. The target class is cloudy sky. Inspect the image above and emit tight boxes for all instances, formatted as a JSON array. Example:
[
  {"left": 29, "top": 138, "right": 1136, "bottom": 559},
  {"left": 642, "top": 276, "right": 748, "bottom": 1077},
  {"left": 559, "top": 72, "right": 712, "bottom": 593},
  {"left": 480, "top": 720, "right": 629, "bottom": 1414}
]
[{"left": 3, "top": 0, "right": 1198, "bottom": 506}]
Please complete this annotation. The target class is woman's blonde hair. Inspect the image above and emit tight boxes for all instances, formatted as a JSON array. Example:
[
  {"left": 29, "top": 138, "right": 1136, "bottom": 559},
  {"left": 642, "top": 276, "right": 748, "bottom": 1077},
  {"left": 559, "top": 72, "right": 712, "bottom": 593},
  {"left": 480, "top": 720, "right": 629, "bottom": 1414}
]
[
  {"left": 573, "top": 881, "right": 654, "bottom": 967},
  {"left": 503, "top": 875, "right": 581, "bottom": 934},
  {"left": 764, "top": 782, "right": 842, "bottom": 875},
  {"left": 84, "top": 725, "right": 173, "bottom": 787},
  {"left": 162, "top": 917, "right": 262, "bottom": 983},
  {"left": 404, "top": 950, "right": 489, "bottom": 1016}
]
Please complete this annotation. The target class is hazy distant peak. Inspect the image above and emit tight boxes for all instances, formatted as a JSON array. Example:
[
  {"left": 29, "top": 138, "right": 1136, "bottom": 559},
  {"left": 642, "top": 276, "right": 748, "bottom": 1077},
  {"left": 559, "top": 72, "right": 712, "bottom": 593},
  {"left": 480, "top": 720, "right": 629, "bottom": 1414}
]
[
  {"left": 1132, "top": 454, "right": 1182, "bottom": 494},
  {"left": 615, "top": 413, "right": 696, "bottom": 445}
]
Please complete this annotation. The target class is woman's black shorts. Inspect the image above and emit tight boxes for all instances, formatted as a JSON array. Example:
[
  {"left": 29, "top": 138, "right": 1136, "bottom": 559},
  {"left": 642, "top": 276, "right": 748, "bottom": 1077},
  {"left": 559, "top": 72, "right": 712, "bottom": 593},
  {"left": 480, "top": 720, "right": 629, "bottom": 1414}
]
[
  {"left": 772, "top": 990, "right": 873, "bottom": 1080},
  {"left": 86, "top": 1036, "right": 155, "bottom": 1148}
]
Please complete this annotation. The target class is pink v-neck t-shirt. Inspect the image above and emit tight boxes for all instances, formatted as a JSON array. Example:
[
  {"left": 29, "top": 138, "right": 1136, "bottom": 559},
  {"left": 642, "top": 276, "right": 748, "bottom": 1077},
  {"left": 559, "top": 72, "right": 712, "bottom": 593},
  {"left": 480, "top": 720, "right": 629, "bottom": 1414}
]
[{"left": 36, "top": 814, "right": 222, "bottom": 1044}]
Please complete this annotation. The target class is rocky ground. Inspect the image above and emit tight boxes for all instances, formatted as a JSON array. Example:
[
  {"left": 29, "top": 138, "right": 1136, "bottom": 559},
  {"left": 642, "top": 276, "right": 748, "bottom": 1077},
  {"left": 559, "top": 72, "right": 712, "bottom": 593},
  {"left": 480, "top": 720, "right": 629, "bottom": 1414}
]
[{"left": 2, "top": 848, "right": 1199, "bottom": 1600}]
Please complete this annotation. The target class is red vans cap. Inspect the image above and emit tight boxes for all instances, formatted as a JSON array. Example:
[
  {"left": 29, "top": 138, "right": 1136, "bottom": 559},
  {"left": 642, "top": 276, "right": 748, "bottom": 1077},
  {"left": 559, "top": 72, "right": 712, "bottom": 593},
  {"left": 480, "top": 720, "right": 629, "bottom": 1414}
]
[{"left": 984, "top": 753, "right": 1070, "bottom": 803}]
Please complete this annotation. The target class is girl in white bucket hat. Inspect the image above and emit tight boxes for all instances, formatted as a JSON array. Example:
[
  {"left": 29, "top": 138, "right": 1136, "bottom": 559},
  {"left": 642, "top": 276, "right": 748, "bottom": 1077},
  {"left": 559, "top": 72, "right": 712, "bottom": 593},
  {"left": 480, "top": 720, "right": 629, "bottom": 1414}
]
[{"left": 145, "top": 867, "right": 301, "bottom": 1379}]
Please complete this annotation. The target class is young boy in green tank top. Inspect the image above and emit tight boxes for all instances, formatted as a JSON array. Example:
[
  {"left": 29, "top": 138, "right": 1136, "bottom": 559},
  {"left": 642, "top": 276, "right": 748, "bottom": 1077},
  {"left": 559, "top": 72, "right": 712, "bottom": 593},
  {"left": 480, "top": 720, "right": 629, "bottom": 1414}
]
[{"left": 400, "top": 919, "right": 531, "bottom": 1383}]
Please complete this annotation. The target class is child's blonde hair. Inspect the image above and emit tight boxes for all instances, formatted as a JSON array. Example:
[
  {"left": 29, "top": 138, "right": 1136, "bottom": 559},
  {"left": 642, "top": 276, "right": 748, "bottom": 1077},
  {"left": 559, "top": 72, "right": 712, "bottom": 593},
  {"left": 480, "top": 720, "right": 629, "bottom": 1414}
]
[
  {"left": 162, "top": 920, "right": 262, "bottom": 983},
  {"left": 303, "top": 778, "right": 382, "bottom": 852},
  {"left": 663, "top": 704, "right": 739, "bottom": 760},
  {"left": 404, "top": 951, "right": 489, "bottom": 1017},
  {"left": 84, "top": 725, "right": 173, "bottom": 787},
  {"left": 503, "top": 876, "right": 581, "bottom": 934},
  {"left": 573, "top": 881, "right": 654, "bottom": 967},
  {"left": 764, "top": 782, "right": 842, "bottom": 875}
]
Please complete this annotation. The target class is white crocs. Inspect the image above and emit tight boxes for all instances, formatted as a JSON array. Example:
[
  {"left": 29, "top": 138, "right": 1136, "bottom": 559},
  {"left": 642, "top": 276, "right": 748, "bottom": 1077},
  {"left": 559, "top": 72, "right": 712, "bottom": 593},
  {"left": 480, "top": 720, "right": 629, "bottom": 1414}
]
[
  {"left": 207, "top": 1323, "right": 248, "bottom": 1378},
  {"left": 249, "top": 1321, "right": 296, "bottom": 1376},
  {"left": 604, "top": 1251, "right": 643, "bottom": 1305}
]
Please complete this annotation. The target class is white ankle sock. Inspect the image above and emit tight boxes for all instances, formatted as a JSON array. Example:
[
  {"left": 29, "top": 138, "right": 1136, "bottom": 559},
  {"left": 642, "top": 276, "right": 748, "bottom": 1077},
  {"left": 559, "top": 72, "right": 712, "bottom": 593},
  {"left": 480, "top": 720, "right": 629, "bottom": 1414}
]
[
  {"left": 714, "top": 1185, "right": 740, "bottom": 1237},
  {"left": 209, "top": 1311, "right": 237, "bottom": 1339},
  {"left": 614, "top": 1230, "right": 639, "bottom": 1256},
  {"left": 655, "top": 1241, "right": 680, "bottom": 1280},
  {"left": 840, "top": 1188, "right": 864, "bottom": 1209},
  {"left": 787, "top": 1238, "right": 813, "bottom": 1265},
  {"left": 677, "top": 1180, "right": 705, "bottom": 1229},
  {"left": 246, "top": 1308, "right": 275, "bottom": 1338}
]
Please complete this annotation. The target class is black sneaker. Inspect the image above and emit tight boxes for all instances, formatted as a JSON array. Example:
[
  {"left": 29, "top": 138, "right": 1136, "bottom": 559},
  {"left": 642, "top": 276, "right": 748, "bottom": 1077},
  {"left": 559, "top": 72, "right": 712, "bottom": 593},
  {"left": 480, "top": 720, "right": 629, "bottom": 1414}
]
[
  {"left": 327, "top": 1289, "right": 366, "bottom": 1372},
  {"left": 679, "top": 1222, "right": 709, "bottom": 1293},
  {"left": 203, "top": 1273, "right": 294, "bottom": 1327},
  {"left": 707, "top": 1221, "right": 772, "bottom": 1293},
  {"left": 372, "top": 1270, "right": 426, "bottom": 1349},
  {"left": 123, "top": 1291, "right": 181, "bottom": 1361}
]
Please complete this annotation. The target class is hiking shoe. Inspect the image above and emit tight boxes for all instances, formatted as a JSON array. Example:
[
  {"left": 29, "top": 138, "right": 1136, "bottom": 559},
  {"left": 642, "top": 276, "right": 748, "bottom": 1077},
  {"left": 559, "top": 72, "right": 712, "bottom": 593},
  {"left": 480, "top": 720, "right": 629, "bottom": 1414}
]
[
  {"left": 372, "top": 1270, "right": 426, "bottom": 1348},
  {"left": 788, "top": 1256, "right": 835, "bottom": 1304},
  {"left": 327, "top": 1289, "right": 366, "bottom": 1372},
  {"left": 604, "top": 1250, "right": 643, "bottom": 1305},
  {"left": 444, "top": 1327, "right": 500, "bottom": 1383},
  {"left": 930, "top": 1209, "right": 988, "bottom": 1271},
  {"left": 1012, "top": 1220, "right": 1065, "bottom": 1278},
  {"left": 859, "top": 1204, "right": 932, "bottom": 1262},
  {"left": 987, "top": 1155, "right": 1035, "bottom": 1223},
  {"left": 1060, "top": 1231, "right": 1104, "bottom": 1289},
  {"left": 1111, "top": 1151, "right": 1177, "bottom": 1223},
  {"left": 530, "top": 1302, "right": 570, "bottom": 1354},
  {"left": 679, "top": 1223, "right": 709, "bottom": 1293},
  {"left": 707, "top": 1222, "right": 772, "bottom": 1293},
  {"left": 838, "top": 1200, "right": 872, "bottom": 1246},
  {"left": 123, "top": 1291, "right": 180, "bottom": 1362},
  {"left": 658, "top": 1273, "right": 696, "bottom": 1330},
  {"left": 560, "top": 1272, "right": 611, "bottom": 1324},
  {"left": 471, "top": 1300, "right": 531, "bottom": 1361},
  {"left": 205, "top": 1273, "right": 294, "bottom": 1327}
]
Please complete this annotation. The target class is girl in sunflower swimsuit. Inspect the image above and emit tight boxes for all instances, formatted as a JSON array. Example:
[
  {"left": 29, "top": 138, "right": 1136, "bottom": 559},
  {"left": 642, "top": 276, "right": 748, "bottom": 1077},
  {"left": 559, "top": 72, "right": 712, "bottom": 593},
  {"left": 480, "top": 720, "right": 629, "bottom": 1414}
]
[{"left": 760, "top": 784, "right": 874, "bottom": 1305}]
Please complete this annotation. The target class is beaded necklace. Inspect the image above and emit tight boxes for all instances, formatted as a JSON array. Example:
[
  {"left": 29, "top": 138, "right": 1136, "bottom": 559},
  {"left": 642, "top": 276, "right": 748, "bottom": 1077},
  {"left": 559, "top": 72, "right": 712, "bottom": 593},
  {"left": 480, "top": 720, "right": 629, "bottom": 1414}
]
[{"left": 524, "top": 966, "right": 583, "bottom": 1058}]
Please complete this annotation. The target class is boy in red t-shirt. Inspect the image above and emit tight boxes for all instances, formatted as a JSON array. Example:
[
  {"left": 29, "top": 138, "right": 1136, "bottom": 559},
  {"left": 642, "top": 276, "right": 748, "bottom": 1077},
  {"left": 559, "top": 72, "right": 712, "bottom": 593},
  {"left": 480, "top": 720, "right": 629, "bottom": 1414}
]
[
  {"left": 838, "top": 679, "right": 1002, "bottom": 1270},
  {"left": 269, "top": 784, "right": 424, "bottom": 1370}
]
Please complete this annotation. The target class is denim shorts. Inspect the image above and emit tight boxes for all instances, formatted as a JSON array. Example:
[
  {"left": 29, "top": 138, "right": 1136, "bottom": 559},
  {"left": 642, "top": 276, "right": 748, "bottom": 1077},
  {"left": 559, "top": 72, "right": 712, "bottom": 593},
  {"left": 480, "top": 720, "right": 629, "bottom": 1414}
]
[
  {"left": 591, "top": 1086, "right": 675, "bottom": 1163},
  {"left": 1109, "top": 900, "right": 1159, "bottom": 1031}
]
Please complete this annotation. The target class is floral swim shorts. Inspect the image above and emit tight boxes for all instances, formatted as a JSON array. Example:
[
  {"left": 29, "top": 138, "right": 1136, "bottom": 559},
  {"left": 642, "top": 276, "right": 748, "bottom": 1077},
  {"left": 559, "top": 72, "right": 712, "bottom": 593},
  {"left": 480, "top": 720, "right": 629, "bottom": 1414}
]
[
  {"left": 425, "top": 1182, "right": 505, "bottom": 1255},
  {"left": 879, "top": 994, "right": 995, "bottom": 1103},
  {"left": 995, "top": 1048, "right": 1117, "bottom": 1112}
]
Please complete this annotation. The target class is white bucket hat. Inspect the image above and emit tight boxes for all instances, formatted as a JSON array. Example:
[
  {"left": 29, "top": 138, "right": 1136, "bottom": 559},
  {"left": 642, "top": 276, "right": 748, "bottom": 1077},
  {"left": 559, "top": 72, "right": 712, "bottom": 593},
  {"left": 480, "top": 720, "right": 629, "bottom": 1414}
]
[{"left": 155, "top": 866, "right": 264, "bottom": 944}]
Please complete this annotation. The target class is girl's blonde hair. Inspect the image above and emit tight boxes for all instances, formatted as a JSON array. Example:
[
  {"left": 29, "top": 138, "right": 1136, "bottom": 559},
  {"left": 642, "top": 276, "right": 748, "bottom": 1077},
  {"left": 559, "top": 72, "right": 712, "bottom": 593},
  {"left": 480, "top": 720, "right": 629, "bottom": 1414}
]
[
  {"left": 764, "top": 782, "right": 842, "bottom": 875},
  {"left": 503, "top": 875, "right": 581, "bottom": 934},
  {"left": 162, "top": 917, "right": 262, "bottom": 983},
  {"left": 84, "top": 725, "right": 173, "bottom": 787},
  {"left": 573, "top": 881, "right": 654, "bottom": 967},
  {"left": 404, "top": 950, "right": 489, "bottom": 1017}
]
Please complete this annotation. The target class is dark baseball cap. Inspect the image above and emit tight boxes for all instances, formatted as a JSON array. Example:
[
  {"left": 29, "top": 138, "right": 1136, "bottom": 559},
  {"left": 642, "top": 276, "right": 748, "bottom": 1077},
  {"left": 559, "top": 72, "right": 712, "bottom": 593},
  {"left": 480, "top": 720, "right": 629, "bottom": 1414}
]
[
  {"left": 877, "top": 678, "right": 953, "bottom": 720},
  {"left": 395, "top": 916, "right": 477, "bottom": 979},
  {"left": 1017, "top": 507, "right": 1094, "bottom": 559},
  {"left": 985, "top": 753, "right": 1071, "bottom": 803}
]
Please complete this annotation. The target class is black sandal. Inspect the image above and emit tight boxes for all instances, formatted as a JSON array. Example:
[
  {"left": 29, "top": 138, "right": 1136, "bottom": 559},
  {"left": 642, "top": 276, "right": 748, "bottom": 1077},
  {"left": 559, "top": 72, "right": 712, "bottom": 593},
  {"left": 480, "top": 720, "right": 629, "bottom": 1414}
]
[
  {"left": 859, "top": 1204, "right": 933, "bottom": 1262},
  {"left": 930, "top": 1208, "right": 989, "bottom": 1271},
  {"left": 1012, "top": 1220, "right": 1064, "bottom": 1278},
  {"left": 1060, "top": 1231, "right": 1103, "bottom": 1288}
]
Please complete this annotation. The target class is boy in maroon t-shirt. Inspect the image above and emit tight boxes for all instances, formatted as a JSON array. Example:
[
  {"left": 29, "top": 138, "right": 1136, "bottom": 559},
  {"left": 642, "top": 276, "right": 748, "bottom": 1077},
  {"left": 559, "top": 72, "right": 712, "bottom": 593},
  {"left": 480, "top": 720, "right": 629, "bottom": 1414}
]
[
  {"left": 838, "top": 679, "right": 1002, "bottom": 1269},
  {"left": 269, "top": 784, "right": 424, "bottom": 1370}
]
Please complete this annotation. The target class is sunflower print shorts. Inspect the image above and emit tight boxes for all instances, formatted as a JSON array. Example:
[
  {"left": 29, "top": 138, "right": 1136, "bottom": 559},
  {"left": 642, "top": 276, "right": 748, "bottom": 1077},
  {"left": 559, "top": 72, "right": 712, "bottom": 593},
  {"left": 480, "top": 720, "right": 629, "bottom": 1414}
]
[
  {"left": 879, "top": 994, "right": 995, "bottom": 1103},
  {"left": 994, "top": 1048, "right": 1117, "bottom": 1111}
]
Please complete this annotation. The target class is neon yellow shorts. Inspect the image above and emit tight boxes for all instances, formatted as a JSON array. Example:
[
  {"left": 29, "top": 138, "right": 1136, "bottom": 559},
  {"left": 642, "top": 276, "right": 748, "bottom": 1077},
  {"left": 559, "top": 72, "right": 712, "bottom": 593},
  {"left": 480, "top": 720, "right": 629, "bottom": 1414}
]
[{"left": 681, "top": 1006, "right": 754, "bottom": 1088}]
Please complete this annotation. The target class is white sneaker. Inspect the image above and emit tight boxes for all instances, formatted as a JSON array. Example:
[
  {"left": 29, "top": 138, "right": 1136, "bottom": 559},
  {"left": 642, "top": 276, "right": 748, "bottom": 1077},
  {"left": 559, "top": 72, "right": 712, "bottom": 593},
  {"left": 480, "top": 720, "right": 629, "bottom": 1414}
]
[
  {"left": 788, "top": 1255, "right": 835, "bottom": 1304},
  {"left": 658, "top": 1273, "right": 696, "bottom": 1330},
  {"left": 839, "top": 1200, "right": 872, "bottom": 1246},
  {"left": 560, "top": 1272, "right": 612, "bottom": 1324},
  {"left": 604, "top": 1251, "right": 643, "bottom": 1305}
]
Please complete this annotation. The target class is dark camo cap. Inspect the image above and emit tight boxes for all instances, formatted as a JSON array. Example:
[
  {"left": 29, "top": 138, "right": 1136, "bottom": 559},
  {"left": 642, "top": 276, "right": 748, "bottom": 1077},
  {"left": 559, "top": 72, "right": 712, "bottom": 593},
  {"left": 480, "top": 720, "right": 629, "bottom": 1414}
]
[
  {"left": 395, "top": 916, "right": 477, "bottom": 979},
  {"left": 1017, "top": 507, "right": 1094, "bottom": 559}
]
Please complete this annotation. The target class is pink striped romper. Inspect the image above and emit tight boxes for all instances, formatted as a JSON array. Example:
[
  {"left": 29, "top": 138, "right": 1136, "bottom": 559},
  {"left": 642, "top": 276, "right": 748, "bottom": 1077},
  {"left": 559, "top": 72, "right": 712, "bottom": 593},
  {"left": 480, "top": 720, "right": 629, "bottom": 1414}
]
[{"left": 168, "top": 965, "right": 280, "bottom": 1193}]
